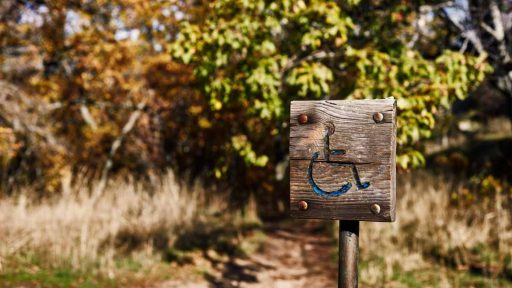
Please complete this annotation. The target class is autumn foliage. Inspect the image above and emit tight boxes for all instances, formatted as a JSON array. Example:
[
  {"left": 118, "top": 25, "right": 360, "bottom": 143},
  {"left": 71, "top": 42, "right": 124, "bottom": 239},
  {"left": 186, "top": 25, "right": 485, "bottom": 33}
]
[{"left": 0, "top": 1, "right": 496, "bottom": 211}]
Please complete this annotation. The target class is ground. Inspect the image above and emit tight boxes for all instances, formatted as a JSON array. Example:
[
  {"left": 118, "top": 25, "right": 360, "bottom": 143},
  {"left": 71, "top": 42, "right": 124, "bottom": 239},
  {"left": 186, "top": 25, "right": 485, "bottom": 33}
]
[
  {"left": 155, "top": 220, "right": 512, "bottom": 288},
  {"left": 2, "top": 220, "right": 512, "bottom": 287},
  {"left": 159, "top": 220, "right": 337, "bottom": 288}
]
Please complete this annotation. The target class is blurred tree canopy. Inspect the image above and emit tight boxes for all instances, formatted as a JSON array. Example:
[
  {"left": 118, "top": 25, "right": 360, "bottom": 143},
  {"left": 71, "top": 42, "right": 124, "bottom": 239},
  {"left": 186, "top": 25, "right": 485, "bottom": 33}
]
[
  {"left": 171, "top": 0, "right": 490, "bottom": 172},
  {"left": 0, "top": 0, "right": 504, "bottom": 211},
  {"left": 0, "top": 0, "right": 208, "bottom": 193}
]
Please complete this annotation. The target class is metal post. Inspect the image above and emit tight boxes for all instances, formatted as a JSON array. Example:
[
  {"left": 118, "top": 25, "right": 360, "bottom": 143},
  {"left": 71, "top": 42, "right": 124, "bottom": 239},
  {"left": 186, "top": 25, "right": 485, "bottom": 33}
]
[{"left": 339, "top": 220, "right": 359, "bottom": 288}]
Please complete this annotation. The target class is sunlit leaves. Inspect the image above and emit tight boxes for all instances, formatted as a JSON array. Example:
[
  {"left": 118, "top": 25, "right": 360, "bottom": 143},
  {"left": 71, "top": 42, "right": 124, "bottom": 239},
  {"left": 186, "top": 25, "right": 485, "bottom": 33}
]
[
  {"left": 171, "top": 0, "right": 493, "bottom": 170},
  {"left": 171, "top": 0, "right": 356, "bottom": 168},
  {"left": 171, "top": 0, "right": 353, "bottom": 117},
  {"left": 231, "top": 135, "right": 269, "bottom": 167},
  {"left": 348, "top": 47, "right": 491, "bottom": 168},
  {"left": 0, "top": 0, "right": 496, "bottom": 196},
  {"left": 287, "top": 62, "right": 333, "bottom": 97}
]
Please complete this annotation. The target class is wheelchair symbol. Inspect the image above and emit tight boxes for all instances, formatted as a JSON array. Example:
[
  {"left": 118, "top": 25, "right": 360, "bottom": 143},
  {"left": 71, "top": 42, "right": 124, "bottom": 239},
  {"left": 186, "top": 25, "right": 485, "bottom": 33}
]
[{"left": 307, "top": 126, "right": 370, "bottom": 197}]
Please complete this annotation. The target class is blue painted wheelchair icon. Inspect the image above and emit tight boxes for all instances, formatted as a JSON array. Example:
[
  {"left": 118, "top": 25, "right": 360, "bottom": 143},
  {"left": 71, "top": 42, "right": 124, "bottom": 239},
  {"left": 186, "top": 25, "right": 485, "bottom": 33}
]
[{"left": 307, "top": 129, "right": 370, "bottom": 197}]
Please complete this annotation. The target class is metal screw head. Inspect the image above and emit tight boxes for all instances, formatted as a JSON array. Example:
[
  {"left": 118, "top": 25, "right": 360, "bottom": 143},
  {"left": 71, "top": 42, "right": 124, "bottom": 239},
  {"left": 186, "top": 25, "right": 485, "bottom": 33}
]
[
  {"left": 298, "top": 114, "right": 309, "bottom": 124},
  {"left": 298, "top": 200, "right": 308, "bottom": 211},
  {"left": 373, "top": 112, "right": 384, "bottom": 123},
  {"left": 370, "top": 203, "right": 381, "bottom": 215}
]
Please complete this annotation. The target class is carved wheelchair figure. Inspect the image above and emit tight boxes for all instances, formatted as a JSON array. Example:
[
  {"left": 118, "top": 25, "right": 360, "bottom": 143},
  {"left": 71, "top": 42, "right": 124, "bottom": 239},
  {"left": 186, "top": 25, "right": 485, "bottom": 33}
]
[{"left": 307, "top": 124, "right": 370, "bottom": 197}]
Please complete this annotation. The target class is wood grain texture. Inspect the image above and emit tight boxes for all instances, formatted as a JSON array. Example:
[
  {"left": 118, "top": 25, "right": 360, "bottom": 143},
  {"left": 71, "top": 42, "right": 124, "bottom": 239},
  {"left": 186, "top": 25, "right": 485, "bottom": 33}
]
[{"left": 289, "top": 99, "right": 396, "bottom": 222}]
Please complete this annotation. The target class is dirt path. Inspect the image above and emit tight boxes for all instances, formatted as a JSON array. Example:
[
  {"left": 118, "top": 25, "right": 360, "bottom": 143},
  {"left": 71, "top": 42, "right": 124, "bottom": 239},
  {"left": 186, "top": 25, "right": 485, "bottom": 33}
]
[{"left": 160, "top": 221, "right": 337, "bottom": 288}]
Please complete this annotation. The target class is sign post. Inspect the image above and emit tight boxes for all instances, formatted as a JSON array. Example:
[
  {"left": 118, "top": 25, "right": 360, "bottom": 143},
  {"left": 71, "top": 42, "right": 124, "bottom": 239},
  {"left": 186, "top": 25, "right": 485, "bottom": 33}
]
[
  {"left": 339, "top": 220, "right": 359, "bottom": 287},
  {"left": 289, "top": 99, "right": 396, "bottom": 287}
]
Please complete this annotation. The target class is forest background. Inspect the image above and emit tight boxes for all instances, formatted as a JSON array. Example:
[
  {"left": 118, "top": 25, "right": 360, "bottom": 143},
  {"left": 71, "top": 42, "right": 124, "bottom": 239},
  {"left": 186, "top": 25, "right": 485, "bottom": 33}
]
[{"left": 0, "top": 0, "right": 511, "bottom": 287}]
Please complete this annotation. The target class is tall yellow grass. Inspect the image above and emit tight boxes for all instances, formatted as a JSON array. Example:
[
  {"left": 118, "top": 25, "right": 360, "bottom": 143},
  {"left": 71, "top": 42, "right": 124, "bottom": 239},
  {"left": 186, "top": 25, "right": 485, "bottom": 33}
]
[
  {"left": 360, "top": 171, "right": 512, "bottom": 284},
  {"left": 0, "top": 170, "right": 510, "bottom": 283},
  {"left": 0, "top": 172, "right": 208, "bottom": 270}
]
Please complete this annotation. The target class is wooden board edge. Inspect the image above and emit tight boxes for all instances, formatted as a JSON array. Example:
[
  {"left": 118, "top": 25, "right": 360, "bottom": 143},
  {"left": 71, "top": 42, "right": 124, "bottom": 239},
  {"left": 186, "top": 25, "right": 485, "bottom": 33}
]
[
  {"left": 389, "top": 98, "right": 397, "bottom": 222},
  {"left": 289, "top": 210, "right": 393, "bottom": 222}
]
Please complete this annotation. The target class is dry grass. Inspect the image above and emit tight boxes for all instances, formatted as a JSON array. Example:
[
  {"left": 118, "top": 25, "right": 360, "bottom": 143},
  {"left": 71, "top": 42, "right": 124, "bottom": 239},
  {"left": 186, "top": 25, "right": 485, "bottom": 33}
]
[
  {"left": 0, "top": 169, "right": 511, "bottom": 286},
  {"left": 360, "top": 171, "right": 512, "bottom": 285},
  {"left": 0, "top": 171, "right": 215, "bottom": 271}
]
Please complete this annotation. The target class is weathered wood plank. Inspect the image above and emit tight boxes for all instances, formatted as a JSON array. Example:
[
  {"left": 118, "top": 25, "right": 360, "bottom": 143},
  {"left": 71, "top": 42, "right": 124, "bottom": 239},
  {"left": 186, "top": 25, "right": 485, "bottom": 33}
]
[
  {"left": 290, "top": 99, "right": 394, "bottom": 164},
  {"left": 289, "top": 99, "right": 396, "bottom": 222}
]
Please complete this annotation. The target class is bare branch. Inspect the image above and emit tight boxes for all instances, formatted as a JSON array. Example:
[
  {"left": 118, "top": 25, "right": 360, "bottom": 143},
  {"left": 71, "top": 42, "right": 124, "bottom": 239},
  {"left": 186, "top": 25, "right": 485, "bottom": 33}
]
[
  {"left": 489, "top": 1, "right": 505, "bottom": 41},
  {"left": 0, "top": 81, "right": 62, "bottom": 147},
  {"left": 459, "top": 37, "right": 469, "bottom": 53},
  {"left": 489, "top": 0, "right": 511, "bottom": 62},
  {"left": 93, "top": 98, "right": 148, "bottom": 200},
  {"left": 437, "top": 1, "right": 486, "bottom": 55},
  {"left": 463, "top": 30, "right": 485, "bottom": 55},
  {"left": 79, "top": 104, "right": 98, "bottom": 131},
  {"left": 480, "top": 21, "right": 499, "bottom": 39}
]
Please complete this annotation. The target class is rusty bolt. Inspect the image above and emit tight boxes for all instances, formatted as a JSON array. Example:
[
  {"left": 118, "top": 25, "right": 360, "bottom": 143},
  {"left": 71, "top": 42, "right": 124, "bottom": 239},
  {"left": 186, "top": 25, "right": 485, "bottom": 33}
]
[
  {"left": 298, "top": 200, "right": 308, "bottom": 211},
  {"left": 373, "top": 112, "right": 384, "bottom": 123},
  {"left": 298, "top": 114, "right": 309, "bottom": 124},
  {"left": 370, "top": 203, "right": 381, "bottom": 215}
]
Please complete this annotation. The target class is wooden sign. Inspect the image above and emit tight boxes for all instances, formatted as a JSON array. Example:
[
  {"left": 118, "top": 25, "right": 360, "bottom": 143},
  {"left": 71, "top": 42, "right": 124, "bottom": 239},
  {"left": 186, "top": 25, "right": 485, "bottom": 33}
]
[{"left": 290, "top": 99, "right": 396, "bottom": 222}]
